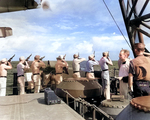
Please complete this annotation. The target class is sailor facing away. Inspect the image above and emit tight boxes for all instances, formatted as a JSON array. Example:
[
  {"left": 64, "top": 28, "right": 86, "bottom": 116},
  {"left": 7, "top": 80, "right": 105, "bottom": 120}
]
[
  {"left": 0, "top": 58, "right": 12, "bottom": 96},
  {"left": 99, "top": 52, "right": 113, "bottom": 100},
  {"left": 55, "top": 55, "right": 68, "bottom": 84},
  {"left": 86, "top": 54, "right": 99, "bottom": 79},
  {"left": 72, "top": 53, "right": 86, "bottom": 78}
]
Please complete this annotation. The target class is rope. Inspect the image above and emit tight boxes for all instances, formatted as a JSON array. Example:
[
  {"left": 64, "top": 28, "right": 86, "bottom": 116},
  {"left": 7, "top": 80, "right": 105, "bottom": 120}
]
[{"left": 102, "top": 0, "right": 131, "bottom": 49}]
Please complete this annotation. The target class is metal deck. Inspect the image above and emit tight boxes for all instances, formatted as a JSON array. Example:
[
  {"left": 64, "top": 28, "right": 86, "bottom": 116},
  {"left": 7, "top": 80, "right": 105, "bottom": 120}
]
[{"left": 0, "top": 93, "right": 85, "bottom": 120}]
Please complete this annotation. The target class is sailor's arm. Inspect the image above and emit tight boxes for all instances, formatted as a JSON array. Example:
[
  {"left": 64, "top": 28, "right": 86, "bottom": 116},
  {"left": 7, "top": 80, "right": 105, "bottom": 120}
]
[
  {"left": 5, "top": 62, "right": 12, "bottom": 69},
  {"left": 76, "top": 58, "right": 86, "bottom": 64},
  {"left": 128, "top": 73, "right": 133, "bottom": 91},
  {"left": 38, "top": 60, "right": 46, "bottom": 68},
  {"left": 62, "top": 61, "right": 68, "bottom": 68},
  {"left": 106, "top": 57, "right": 113, "bottom": 66}
]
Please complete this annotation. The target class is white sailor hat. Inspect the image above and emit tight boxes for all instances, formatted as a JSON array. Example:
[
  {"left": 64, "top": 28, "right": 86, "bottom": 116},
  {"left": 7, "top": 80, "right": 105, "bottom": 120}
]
[
  {"left": 1, "top": 58, "right": 7, "bottom": 62},
  {"left": 103, "top": 52, "right": 108, "bottom": 56},
  {"left": 89, "top": 54, "right": 94, "bottom": 58},
  {"left": 57, "top": 55, "right": 64, "bottom": 61},
  {"left": 73, "top": 53, "right": 78, "bottom": 58},
  {"left": 19, "top": 56, "right": 25, "bottom": 61}
]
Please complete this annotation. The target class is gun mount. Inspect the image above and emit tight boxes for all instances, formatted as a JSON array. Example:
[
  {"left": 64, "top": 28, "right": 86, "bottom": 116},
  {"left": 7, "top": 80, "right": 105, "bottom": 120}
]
[{"left": 55, "top": 78, "right": 102, "bottom": 99}]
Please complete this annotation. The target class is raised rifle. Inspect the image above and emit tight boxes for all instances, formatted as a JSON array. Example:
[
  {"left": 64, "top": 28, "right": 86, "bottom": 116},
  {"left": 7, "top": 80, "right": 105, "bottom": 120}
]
[
  {"left": 93, "top": 51, "right": 95, "bottom": 58},
  {"left": 40, "top": 56, "right": 45, "bottom": 60},
  {"left": 107, "top": 51, "right": 109, "bottom": 59},
  {"left": 63, "top": 54, "right": 66, "bottom": 60},
  {"left": 26, "top": 54, "right": 32, "bottom": 61},
  {"left": 48, "top": 60, "right": 51, "bottom": 67},
  {"left": 78, "top": 52, "right": 80, "bottom": 58},
  {"left": 8, "top": 54, "right": 15, "bottom": 62}
]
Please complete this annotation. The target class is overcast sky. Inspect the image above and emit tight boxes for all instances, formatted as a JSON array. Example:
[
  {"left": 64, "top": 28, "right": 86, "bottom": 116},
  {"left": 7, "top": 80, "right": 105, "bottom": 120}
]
[{"left": 0, "top": 0, "right": 149, "bottom": 61}]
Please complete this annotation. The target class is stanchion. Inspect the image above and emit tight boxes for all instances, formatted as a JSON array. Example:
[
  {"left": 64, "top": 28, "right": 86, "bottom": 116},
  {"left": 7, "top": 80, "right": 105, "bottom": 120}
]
[{"left": 13, "top": 73, "right": 18, "bottom": 95}]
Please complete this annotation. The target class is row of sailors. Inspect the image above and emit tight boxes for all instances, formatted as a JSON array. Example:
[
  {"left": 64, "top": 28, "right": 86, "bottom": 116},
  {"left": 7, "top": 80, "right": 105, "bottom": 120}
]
[
  {"left": 0, "top": 55, "right": 46, "bottom": 96},
  {"left": 0, "top": 53, "right": 112, "bottom": 97},
  {"left": 72, "top": 43, "right": 150, "bottom": 100},
  {"left": 72, "top": 52, "right": 113, "bottom": 100},
  {"left": 2, "top": 45, "right": 147, "bottom": 101},
  {"left": 1, "top": 43, "right": 149, "bottom": 101}
]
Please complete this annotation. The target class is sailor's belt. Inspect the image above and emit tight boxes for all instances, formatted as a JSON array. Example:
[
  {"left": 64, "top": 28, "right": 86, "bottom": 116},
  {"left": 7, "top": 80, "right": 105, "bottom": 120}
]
[
  {"left": 33, "top": 73, "right": 40, "bottom": 75},
  {"left": 0, "top": 76, "right": 7, "bottom": 78},
  {"left": 17, "top": 75, "right": 24, "bottom": 77},
  {"left": 102, "top": 69, "right": 109, "bottom": 71},
  {"left": 73, "top": 71, "right": 79, "bottom": 73},
  {"left": 87, "top": 71, "right": 94, "bottom": 73},
  {"left": 56, "top": 73, "right": 62, "bottom": 74}
]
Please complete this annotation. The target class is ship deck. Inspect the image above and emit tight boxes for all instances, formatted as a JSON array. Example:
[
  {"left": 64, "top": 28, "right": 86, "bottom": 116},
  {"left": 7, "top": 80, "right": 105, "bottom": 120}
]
[{"left": 0, "top": 93, "right": 85, "bottom": 120}]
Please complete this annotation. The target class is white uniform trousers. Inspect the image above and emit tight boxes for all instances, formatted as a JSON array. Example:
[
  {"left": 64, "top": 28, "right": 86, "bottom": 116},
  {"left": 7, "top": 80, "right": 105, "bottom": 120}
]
[
  {"left": 72, "top": 72, "right": 81, "bottom": 78},
  {"left": 120, "top": 80, "right": 131, "bottom": 99},
  {"left": 101, "top": 71, "right": 110, "bottom": 100},
  {"left": 18, "top": 76, "right": 25, "bottom": 95},
  {"left": 86, "top": 72, "right": 95, "bottom": 79},
  {"left": 0, "top": 77, "right": 7, "bottom": 96},
  {"left": 55, "top": 74, "right": 63, "bottom": 84},
  {"left": 32, "top": 75, "right": 41, "bottom": 93}
]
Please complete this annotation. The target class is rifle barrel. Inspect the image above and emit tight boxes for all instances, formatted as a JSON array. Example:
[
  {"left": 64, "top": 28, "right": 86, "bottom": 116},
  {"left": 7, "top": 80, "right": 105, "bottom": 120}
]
[
  {"left": 8, "top": 54, "right": 15, "bottom": 62},
  {"left": 26, "top": 54, "right": 32, "bottom": 61}
]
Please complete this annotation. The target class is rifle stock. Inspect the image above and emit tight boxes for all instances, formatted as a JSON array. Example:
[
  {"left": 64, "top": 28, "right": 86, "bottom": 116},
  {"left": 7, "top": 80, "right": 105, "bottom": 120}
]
[{"left": 63, "top": 67, "right": 69, "bottom": 74}]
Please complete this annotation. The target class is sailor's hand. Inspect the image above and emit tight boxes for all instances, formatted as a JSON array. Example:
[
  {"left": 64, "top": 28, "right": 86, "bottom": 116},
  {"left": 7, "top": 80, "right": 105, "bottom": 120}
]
[
  {"left": 128, "top": 86, "right": 133, "bottom": 92},
  {"left": 107, "top": 57, "right": 111, "bottom": 61},
  {"left": 92, "top": 58, "right": 95, "bottom": 61},
  {"left": 128, "top": 87, "right": 133, "bottom": 97}
]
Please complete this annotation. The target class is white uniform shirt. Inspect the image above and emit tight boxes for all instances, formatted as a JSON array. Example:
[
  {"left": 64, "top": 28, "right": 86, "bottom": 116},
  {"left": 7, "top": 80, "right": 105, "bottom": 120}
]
[
  {"left": 86, "top": 60, "right": 99, "bottom": 72},
  {"left": 72, "top": 58, "right": 86, "bottom": 71},
  {"left": 17, "top": 63, "right": 25, "bottom": 76},
  {"left": 99, "top": 57, "right": 109, "bottom": 70},
  {"left": 119, "top": 60, "right": 130, "bottom": 77}
]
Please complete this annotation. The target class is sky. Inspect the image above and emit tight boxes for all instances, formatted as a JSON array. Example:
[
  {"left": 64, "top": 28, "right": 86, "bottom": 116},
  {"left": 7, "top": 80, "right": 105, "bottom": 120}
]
[{"left": 0, "top": 0, "right": 149, "bottom": 61}]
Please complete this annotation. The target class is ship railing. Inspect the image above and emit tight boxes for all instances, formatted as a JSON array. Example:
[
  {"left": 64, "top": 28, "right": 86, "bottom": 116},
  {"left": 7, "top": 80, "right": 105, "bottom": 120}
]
[{"left": 61, "top": 89, "right": 114, "bottom": 120}]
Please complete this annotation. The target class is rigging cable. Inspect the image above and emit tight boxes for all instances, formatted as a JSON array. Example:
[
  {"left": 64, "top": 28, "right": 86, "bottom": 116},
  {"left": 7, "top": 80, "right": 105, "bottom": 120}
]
[{"left": 102, "top": 0, "right": 132, "bottom": 49}]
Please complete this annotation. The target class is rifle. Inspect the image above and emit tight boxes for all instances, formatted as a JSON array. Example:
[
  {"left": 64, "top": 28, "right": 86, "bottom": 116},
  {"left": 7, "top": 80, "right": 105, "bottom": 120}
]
[
  {"left": 78, "top": 52, "right": 80, "bottom": 58},
  {"left": 107, "top": 51, "right": 109, "bottom": 59},
  {"left": 93, "top": 51, "right": 95, "bottom": 58},
  {"left": 26, "top": 54, "right": 32, "bottom": 61},
  {"left": 40, "top": 56, "right": 45, "bottom": 60},
  {"left": 48, "top": 60, "right": 51, "bottom": 67},
  {"left": 63, "top": 54, "right": 66, "bottom": 60},
  {"left": 8, "top": 54, "right": 15, "bottom": 62}
]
